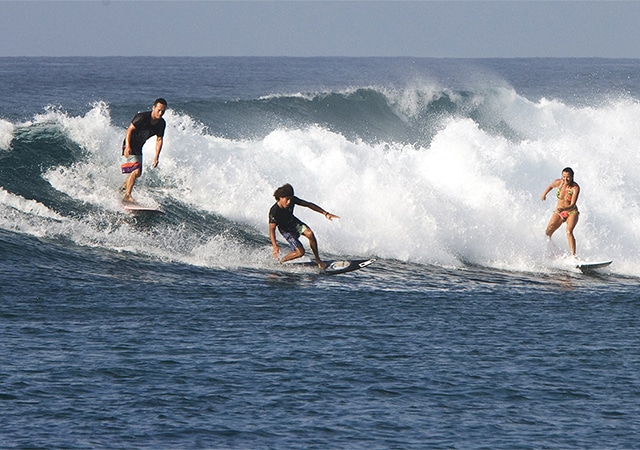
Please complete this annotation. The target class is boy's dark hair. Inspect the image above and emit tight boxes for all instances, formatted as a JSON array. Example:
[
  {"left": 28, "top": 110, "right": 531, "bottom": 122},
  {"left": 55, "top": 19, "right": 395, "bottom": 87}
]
[
  {"left": 274, "top": 183, "right": 294, "bottom": 200},
  {"left": 154, "top": 98, "right": 168, "bottom": 107}
]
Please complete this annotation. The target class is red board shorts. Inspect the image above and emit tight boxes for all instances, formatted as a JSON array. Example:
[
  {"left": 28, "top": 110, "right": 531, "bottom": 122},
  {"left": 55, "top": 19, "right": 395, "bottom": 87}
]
[{"left": 121, "top": 154, "right": 142, "bottom": 174}]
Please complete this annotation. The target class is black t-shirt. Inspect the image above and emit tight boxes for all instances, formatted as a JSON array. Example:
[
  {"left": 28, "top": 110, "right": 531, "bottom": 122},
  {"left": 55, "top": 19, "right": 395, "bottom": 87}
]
[
  {"left": 122, "top": 111, "right": 166, "bottom": 155},
  {"left": 269, "top": 197, "right": 304, "bottom": 234}
]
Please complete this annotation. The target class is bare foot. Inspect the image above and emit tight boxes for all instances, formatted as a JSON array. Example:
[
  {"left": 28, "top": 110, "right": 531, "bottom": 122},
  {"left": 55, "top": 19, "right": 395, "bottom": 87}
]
[
  {"left": 122, "top": 194, "right": 136, "bottom": 204},
  {"left": 317, "top": 260, "right": 327, "bottom": 270}
]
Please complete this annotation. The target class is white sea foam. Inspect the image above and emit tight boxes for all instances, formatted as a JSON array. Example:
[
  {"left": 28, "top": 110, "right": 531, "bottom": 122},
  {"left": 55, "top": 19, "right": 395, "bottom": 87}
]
[
  {"left": 9, "top": 93, "right": 640, "bottom": 276},
  {"left": 0, "top": 119, "right": 15, "bottom": 150}
]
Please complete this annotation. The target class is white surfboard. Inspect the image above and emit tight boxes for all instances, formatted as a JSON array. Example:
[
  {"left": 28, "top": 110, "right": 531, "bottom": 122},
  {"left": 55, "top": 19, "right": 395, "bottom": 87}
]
[
  {"left": 123, "top": 204, "right": 164, "bottom": 215},
  {"left": 576, "top": 260, "right": 612, "bottom": 273}
]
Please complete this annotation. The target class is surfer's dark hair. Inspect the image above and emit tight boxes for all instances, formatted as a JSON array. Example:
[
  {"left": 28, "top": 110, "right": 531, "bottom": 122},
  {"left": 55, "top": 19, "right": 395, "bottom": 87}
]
[
  {"left": 274, "top": 183, "right": 294, "bottom": 199},
  {"left": 562, "top": 167, "right": 574, "bottom": 177},
  {"left": 154, "top": 98, "right": 167, "bottom": 106}
]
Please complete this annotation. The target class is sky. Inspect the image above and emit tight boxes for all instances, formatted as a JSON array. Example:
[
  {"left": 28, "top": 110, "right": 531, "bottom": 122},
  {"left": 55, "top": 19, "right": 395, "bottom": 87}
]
[{"left": 1, "top": 0, "right": 640, "bottom": 58}]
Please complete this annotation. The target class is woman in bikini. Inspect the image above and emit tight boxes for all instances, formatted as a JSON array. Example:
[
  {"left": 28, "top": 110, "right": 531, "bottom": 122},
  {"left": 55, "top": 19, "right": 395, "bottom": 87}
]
[{"left": 541, "top": 167, "right": 580, "bottom": 256}]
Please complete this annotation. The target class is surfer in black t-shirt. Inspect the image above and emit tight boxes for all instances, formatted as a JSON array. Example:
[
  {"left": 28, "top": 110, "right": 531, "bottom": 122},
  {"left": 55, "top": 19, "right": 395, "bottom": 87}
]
[
  {"left": 269, "top": 183, "right": 339, "bottom": 269},
  {"left": 121, "top": 98, "right": 167, "bottom": 203}
]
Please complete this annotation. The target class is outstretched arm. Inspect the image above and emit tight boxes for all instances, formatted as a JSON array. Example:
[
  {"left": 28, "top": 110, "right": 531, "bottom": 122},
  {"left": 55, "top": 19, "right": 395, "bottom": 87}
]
[
  {"left": 296, "top": 198, "right": 340, "bottom": 220},
  {"left": 541, "top": 179, "right": 560, "bottom": 201}
]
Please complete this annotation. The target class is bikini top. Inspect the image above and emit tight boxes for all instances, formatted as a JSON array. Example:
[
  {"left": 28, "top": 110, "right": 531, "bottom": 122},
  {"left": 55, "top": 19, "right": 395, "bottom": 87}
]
[{"left": 557, "top": 183, "right": 574, "bottom": 202}]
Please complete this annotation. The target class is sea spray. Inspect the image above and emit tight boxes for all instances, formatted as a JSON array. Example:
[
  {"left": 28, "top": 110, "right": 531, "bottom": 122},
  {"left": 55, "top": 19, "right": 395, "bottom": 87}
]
[{"left": 2, "top": 82, "right": 640, "bottom": 274}]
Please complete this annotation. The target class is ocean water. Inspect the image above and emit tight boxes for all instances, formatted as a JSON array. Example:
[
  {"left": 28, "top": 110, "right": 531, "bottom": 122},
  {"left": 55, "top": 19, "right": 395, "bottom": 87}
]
[{"left": 1, "top": 57, "right": 640, "bottom": 448}]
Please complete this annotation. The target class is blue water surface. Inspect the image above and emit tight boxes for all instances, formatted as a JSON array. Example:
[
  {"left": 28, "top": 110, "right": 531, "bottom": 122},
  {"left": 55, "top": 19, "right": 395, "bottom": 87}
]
[{"left": 1, "top": 57, "right": 640, "bottom": 449}]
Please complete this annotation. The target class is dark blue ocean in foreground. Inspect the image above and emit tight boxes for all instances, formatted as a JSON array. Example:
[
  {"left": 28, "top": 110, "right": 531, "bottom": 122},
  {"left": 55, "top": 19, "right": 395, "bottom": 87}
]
[
  {"left": 3, "top": 229, "right": 640, "bottom": 449},
  {"left": 2, "top": 57, "right": 640, "bottom": 448}
]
